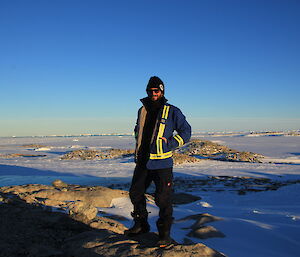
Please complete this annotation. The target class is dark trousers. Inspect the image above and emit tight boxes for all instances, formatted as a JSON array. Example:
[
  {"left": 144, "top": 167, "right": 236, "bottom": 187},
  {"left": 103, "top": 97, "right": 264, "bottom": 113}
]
[{"left": 129, "top": 163, "right": 173, "bottom": 222}]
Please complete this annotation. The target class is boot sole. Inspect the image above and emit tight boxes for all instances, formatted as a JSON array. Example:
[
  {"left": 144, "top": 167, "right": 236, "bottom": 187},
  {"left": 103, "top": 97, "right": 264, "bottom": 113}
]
[
  {"left": 158, "top": 237, "right": 175, "bottom": 248},
  {"left": 159, "top": 243, "right": 174, "bottom": 248},
  {"left": 124, "top": 229, "right": 150, "bottom": 237}
]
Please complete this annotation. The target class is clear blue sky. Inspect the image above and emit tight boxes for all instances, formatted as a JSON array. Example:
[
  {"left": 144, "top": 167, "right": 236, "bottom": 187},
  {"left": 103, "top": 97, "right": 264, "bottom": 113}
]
[{"left": 1, "top": 0, "right": 299, "bottom": 136}]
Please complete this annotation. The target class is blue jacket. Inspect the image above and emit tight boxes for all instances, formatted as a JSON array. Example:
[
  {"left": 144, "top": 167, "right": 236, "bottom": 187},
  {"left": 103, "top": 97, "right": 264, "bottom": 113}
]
[{"left": 134, "top": 98, "right": 191, "bottom": 170}]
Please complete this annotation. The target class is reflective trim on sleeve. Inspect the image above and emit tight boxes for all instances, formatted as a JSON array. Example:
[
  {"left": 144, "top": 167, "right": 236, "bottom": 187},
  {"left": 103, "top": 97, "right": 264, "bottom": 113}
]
[{"left": 174, "top": 134, "right": 184, "bottom": 147}]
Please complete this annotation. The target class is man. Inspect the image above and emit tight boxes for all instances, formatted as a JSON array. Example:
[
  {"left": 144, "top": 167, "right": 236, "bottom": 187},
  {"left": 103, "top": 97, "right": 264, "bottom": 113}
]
[{"left": 124, "top": 76, "right": 191, "bottom": 246}]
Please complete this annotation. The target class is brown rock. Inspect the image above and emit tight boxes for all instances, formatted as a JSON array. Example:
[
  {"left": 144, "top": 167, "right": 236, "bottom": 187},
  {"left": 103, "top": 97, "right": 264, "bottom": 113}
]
[
  {"left": 42, "top": 198, "right": 65, "bottom": 207},
  {"left": 177, "top": 139, "right": 264, "bottom": 163},
  {"left": 68, "top": 201, "right": 98, "bottom": 223},
  {"left": 0, "top": 184, "right": 52, "bottom": 194},
  {"left": 89, "top": 216, "right": 127, "bottom": 234},
  {"left": 177, "top": 213, "right": 222, "bottom": 224},
  {"left": 52, "top": 179, "right": 68, "bottom": 188},
  {"left": 173, "top": 153, "right": 201, "bottom": 165},
  {"left": 190, "top": 213, "right": 223, "bottom": 228},
  {"left": 60, "top": 148, "right": 134, "bottom": 160},
  {"left": 30, "top": 186, "right": 128, "bottom": 207},
  {"left": 188, "top": 225, "right": 226, "bottom": 239}
]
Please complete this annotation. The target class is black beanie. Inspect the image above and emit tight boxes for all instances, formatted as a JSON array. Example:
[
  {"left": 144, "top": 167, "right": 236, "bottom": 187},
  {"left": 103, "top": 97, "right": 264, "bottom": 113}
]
[{"left": 146, "top": 76, "right": 165, "bottom": 94}]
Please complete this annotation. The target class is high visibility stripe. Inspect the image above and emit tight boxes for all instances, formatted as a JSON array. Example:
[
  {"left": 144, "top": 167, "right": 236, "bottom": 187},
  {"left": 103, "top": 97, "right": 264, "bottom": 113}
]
[
  {"left": 156, "top": 105, "right": 170, "bottom": 155},
  {"left": 156, "top": 123, "right": 165, "bottom": 154},
  {"left": 162, "top": 105, "right": 170, "bottom": 119},
  {"left": 164, "top": 106, "right": 170, "bottom": 119},
  {"left": 162, "top": 105, "right": 167, "bottom": 119},
  {"left": 150, "top": 151, "right": 173, "bottom": 160},
  {"left": 156, "top": 138, "right": 161, "bottom": 154},
  {"left": 174, "top": 134, "right": 184, "bottom": 147}
]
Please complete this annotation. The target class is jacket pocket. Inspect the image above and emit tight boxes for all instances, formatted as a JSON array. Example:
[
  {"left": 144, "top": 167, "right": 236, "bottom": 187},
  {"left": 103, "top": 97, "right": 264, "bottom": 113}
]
[{"left": 162, "top": 138, "right": 172, "bottom": 153}]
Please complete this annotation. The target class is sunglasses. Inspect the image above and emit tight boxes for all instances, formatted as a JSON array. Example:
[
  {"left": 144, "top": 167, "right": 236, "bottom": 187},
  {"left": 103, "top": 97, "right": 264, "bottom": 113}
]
[{"left": 147, "top": 89, "right": 160, "bottom": 94}]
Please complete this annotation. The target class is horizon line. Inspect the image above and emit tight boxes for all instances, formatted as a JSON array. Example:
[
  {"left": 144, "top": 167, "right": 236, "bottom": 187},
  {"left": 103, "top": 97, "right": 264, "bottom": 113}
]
[{"left": 1, "top": 129, "right": 299, "bottom": 139}]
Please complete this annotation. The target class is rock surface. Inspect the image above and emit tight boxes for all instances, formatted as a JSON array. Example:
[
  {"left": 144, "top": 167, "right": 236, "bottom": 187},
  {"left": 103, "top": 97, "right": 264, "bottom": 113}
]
[
  {"left": 1, "top": 181, "right": 129, "bottom": 208},
  {"left": 63, "top": 231, "right": 226, "bottom": 257},
  {"left": 187, "top": 226, "right": 226, "bottom": 239},
  {"left": 178, "top": 213, "right": 225, "bottom": 240},
  {"left": 0, "top": 181, "right": 227, "bottom": 257},
  {"left": 173, "top": 152, "right": 201, "bottom": 165},
  {"left": 68, "top": 201, "right": 98, "bottom": 223}
]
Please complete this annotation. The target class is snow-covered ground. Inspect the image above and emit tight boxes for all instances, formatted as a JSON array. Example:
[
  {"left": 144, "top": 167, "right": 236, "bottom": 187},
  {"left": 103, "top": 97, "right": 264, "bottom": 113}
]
[{"left": 0, "top": 133, "right": 300, "bottom": 257}]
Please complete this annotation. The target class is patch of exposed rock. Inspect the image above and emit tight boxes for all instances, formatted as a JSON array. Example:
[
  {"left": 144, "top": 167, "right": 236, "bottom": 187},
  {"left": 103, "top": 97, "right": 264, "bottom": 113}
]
[
  {"left": 52, "top": 179, "right": 68, "bottom": 188},
  {"left": 60, "top": 148, "right": 202, "bottom": 165},
  {"left": 177, "top": 139, "right": 264, "bottom": 163},
  {"left": 177, "top": 213, "right": 225, "bottom": 241},
  {"left": 21, "top": 144, "right": 47, "bottom": 148},
  {"left": 187, "top": 226, "right": 225, "bottom": 239},
  {"left": 173, "top": 176, "right": 300, "bottom": 194},
  {"left": 63, "top": 231, "right": 226, "bottom": 257},
  {"left": 0, "top": 153, "right": 47, "bottom": 158},
  {"left": 1, "top": 180, "right": 129, "bottom": 208},
  {"left": 173, "top": 152, "right": 201, "bottom": 165},
  {"left": 68, "top": 201, "right": 98, "bottom": 222},
  {"left": 61, "top": 148, "right": 134, "bottom": 160}
]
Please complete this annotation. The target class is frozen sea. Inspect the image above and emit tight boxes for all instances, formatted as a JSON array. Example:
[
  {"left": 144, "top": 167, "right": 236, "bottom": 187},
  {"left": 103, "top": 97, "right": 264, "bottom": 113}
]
[{"left": 0, "top": 133, "right": 299, "bottom": 257}]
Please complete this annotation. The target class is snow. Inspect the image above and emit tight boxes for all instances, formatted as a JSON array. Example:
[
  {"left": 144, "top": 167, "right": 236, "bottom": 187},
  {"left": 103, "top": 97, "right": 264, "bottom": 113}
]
[
  {"left": 34, "top": 147, "right": 52, "bottom": 151},
  {"left": 0, "top": 133, "right": 300, "bottom": 257}
]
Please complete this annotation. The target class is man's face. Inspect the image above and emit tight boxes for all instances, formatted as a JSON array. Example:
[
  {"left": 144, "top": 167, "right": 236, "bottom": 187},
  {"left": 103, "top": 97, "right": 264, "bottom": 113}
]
[{"left": 147, "top": 88, "right": 163, "bottom": 101}]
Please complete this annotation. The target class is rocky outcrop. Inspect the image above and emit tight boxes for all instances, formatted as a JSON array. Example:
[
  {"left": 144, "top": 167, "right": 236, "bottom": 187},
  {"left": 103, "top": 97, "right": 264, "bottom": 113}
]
[
  {"left": 1, "top": 181, "right": 129, "bottom": 208},
  {"left": 173, "top": 176, "right": 300, "bottom": 194},
  {"left": 52, "top": 179, "right": 68, "bottom": 188},
  {"left": 177, "top": 139, "right": 264, "bottom": 162},
  {"left": 21, "top": 144, "right": 47, "bottom": 148},
  {"left": 67, "top": 201, "right": 98, "bottom": 223},
  {"left": 177, "top": 213, "right": 225, "bottom": 240},
  {"left": 0, "top": 153, "right": 47, "bottom": 158},
  {"left": 187, "top": 226, "right": 225, "bottom": 240},
  {"left": 61, "top": 148, "right": 202, "bottom": 165},
  {"left": 63, "top": 231, "right": 226, "bottom": 257},
  {"left": 58, "top": 139, "right": 263, "bottom": 164},
  {"left": 173, "top": 153, "right": 201, "bottom": 165},
  {"left": 61, "top": 149, "right": 134, "bottom": 160},
  {"left": 0, "top": 180, "right": 227, "bottom": 257}
]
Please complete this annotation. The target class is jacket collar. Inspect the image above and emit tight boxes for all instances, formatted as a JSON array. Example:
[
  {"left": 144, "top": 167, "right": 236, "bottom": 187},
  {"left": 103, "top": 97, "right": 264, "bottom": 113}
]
[{"left": 140, "top": 96, "right": 168, "bottom": 108}]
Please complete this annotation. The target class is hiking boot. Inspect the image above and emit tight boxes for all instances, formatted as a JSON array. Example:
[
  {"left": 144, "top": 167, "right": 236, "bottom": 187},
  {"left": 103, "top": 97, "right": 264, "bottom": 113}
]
[
  {"left": 158, "top": 235, "right": 173, "bottom": 247},
  {"left": 124, "top": 212, "right": 150, "bottom": 236},
  {"left": 156, "top": 218, "right": 173, "bottom": 247}
]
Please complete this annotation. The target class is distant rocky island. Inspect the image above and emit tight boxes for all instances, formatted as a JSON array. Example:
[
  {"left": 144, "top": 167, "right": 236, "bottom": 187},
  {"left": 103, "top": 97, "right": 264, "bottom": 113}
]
[
  {"left": 0, "top": 139, "right": 264, "bottom": 164},
  {"left": 58, "top": 139, "right": 264, "bottom": 164}
]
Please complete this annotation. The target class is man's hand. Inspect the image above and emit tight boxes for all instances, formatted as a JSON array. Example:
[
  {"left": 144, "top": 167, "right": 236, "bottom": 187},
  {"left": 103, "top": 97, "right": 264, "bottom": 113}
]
[{"left": 160, "top": 137, "right": 167, "bottom": 143}]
